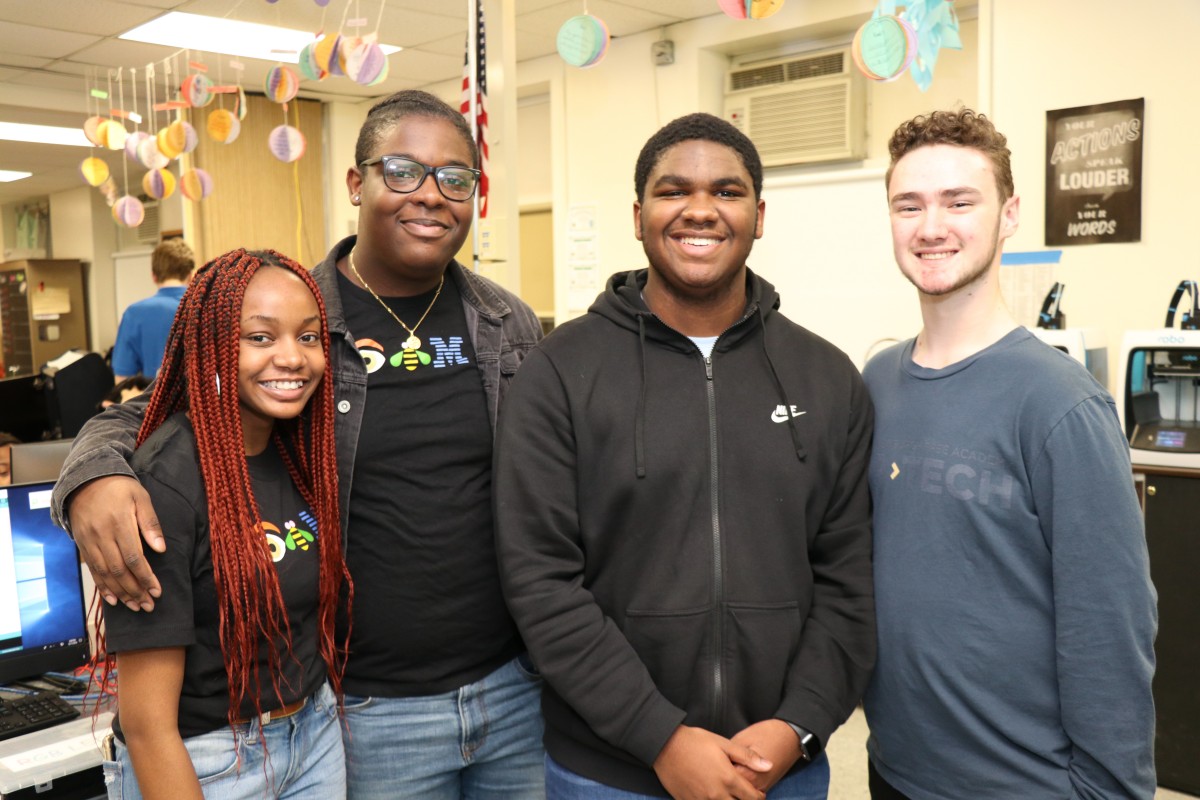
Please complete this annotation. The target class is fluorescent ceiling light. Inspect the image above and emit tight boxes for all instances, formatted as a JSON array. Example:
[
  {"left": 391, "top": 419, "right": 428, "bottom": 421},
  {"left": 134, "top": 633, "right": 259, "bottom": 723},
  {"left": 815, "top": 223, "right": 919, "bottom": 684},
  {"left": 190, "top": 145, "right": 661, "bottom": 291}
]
[
  {"left": 0, "top": 122, "right": 90, "bottom": 148},
  {"left": 0, "top": 170, "right": 33, "bottom": 183},
  {"left": 121, "top": 12, "right": 401, "bottom": 64}
]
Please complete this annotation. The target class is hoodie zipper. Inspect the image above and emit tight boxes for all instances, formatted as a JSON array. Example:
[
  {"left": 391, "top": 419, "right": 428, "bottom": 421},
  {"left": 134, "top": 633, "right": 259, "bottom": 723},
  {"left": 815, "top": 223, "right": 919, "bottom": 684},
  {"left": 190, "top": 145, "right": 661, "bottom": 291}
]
[
  {"left": 646, "top": 302, "right": 759, "bottom": 729},
  {"left": 704, "top": 353, "right": 724, "bottom": 726}
]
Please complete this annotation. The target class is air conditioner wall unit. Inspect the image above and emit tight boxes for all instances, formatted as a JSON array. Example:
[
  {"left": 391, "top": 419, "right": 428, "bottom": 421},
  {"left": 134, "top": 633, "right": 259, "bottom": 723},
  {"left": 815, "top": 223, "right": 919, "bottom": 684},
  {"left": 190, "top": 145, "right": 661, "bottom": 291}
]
[{"left": 724, "top": 48, "right": 867, "bottom": 168}]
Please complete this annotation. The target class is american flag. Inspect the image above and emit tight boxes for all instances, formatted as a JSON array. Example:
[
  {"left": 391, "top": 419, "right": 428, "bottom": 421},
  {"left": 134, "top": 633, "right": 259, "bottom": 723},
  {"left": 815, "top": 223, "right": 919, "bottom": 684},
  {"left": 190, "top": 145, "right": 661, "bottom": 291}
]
[{"left": 461, "top": 3, "right": 489, "bottom": 218}]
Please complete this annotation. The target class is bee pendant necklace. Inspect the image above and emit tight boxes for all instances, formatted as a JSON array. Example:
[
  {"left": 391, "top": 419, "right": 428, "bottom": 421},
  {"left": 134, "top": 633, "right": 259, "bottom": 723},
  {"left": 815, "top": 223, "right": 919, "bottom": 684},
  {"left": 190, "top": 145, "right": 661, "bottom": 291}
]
[{"left": 348, "top": 248, "right": 443, "bottom": 351}]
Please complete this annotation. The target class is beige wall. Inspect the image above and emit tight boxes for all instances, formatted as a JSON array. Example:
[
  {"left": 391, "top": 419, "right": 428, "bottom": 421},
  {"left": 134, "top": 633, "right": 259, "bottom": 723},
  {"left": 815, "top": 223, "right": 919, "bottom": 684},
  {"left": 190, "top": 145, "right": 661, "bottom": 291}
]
[{"left": 989, "top": 0, "right": 1200, "bottom": 390}]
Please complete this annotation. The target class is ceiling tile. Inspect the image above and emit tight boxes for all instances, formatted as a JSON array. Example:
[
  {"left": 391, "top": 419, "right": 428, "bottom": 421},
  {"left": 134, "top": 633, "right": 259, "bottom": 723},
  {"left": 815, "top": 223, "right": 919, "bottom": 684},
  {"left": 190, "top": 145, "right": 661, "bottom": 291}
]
[
  {"left": 0, "top": 22, "right": 103, "bottom": 59},
  {"left": 0, "top": 0, "right": 166, "bottom": 38}
]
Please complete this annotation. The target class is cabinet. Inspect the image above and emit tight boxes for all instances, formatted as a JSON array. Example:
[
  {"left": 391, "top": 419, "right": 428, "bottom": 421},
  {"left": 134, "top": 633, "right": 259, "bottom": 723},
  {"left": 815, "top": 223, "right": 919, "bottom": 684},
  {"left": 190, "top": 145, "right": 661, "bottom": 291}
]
[
  {"left": 0, "top": 260, "right": 89, "bottom": 377},
  {"left": 1136, "top": 467, "right": 1200, "bottom": 795}
]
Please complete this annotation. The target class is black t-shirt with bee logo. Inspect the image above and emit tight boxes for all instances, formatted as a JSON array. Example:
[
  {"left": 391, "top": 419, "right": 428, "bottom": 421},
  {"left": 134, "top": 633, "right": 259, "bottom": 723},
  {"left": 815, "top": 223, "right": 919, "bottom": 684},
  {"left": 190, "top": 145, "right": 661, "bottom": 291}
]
[
  {"left": 108, "top": 413, "right": 324, "bottom": 740},
  {"left": 336, "top": 269, "right": 521, "bottom": 696}
]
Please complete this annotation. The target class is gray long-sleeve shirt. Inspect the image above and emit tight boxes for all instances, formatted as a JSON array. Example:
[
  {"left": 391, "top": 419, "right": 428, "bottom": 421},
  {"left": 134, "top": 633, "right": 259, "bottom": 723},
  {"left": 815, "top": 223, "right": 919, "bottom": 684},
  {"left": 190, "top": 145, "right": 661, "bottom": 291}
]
[{"left": 863, "top": 328, "right": 1157, "bottom": 800}]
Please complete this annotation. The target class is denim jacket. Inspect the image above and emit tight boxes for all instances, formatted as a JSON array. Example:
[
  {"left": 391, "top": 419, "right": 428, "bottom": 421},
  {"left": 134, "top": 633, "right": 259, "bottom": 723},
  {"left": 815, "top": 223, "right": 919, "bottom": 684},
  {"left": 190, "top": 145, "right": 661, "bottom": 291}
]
[{"left": 51, "top": 235, "right": 543, "bottom": 543}]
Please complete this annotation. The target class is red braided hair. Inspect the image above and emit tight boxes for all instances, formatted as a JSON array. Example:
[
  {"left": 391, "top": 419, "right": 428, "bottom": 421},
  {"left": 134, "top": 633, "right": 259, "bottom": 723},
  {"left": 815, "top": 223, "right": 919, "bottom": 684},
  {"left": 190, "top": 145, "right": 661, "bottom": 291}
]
[{"left": 96, "top": 249, "right": 351, "bottom": 731}]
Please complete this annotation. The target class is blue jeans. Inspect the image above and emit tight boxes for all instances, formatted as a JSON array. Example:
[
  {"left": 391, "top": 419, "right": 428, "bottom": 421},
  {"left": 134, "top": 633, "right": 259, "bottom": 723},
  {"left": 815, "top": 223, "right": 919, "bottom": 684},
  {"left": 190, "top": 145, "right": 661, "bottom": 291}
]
[
  {"left": 342, "top": 654, "right": 545, "bottom": 799},
  {"left": 545, "top": 752, "right": 830, "bottom": 799},
  {"left": 103, "top": 682, "right": 344, "bottom": 799}
]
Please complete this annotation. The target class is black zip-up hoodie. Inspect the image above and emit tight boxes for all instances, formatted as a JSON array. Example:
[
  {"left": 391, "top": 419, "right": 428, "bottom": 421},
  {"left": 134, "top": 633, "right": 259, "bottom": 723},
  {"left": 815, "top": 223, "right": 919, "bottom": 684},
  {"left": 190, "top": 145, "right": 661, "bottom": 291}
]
[{"left": 495, "top": 268, "right": 875, "bottom": 796}]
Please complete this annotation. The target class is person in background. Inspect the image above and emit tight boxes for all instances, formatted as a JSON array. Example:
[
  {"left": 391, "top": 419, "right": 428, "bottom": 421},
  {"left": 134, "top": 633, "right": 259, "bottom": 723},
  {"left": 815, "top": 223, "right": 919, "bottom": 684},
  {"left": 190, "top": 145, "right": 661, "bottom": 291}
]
[
  {"left": 98, "top": 249, "right": 350, "bottom": 799},
  {"left": 99, "top": 376, "right": 152, "bottom": 411},
  {"left": 0, "top": 431, "right": 20, "bottom": 485},
  {"left": 53, "top": 90, "right": 545, "bottom": 800},
  {"left": 111, "top": 238, "right": 195, "bottom": 381},
  {"left": 863, "top": 108, "right": 1156, "bottom": 800},
  {"left": 495, "top": 113, "right": 875, "bottom": 800}
]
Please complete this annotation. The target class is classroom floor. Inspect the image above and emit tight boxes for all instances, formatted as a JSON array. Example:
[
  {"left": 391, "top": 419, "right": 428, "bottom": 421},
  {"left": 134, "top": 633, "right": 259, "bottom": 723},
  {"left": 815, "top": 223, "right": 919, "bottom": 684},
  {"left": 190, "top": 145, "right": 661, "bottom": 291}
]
[{"left": 827, "top": 707, "right": 1196, "bottom": 800}]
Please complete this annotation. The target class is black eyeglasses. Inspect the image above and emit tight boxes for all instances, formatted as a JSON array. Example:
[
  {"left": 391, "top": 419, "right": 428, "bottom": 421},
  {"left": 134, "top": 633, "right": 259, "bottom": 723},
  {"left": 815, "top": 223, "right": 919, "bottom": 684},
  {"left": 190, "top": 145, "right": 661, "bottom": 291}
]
[{"left": 359, "top": 156, "right": 481, "bottom": 202}]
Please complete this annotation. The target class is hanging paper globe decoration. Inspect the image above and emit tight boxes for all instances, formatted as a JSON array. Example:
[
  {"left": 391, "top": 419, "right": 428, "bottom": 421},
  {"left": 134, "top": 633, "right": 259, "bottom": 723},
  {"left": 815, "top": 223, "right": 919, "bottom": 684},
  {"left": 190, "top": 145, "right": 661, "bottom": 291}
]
[
  {"left": 269, "top": 124, "right": 307, "bottom": 162},
  {"left": 137, "top": 135, "right": 169, "bottom": 169},
  {"left": 236, "top": 86, "right": 249, "bottom": 121},
  {"left": 265, "top": 66, "right": 300, "bottom": 104},
  {"left": 852, "top": 15, "right": 917, "bottom": 82},
  {"left": 718, "top": 0, "right": 785, "bottom": 19},
  {"left": 364, "top": 53, "right": 390, "bottom": 86},
  {"left": 83, "top": 115, "right": 107, "bottom": 146},
  {"left": 98, "top": 175, "right": 118, "bottom": 204},
  {"left": 312, "top": 34, "right": 339, "bottom": 73},
  {"left": 156, "top": 126, "right": 182, "bottom": 159},
  {"left": 141, "top": 168, "right": 176, "bottom": 200},
  {"left": 112, "top": 195, "right": 145, "bottom": 228},
  {"left": 97, "top": 119, "right": 128, "bottom": 150},
  {"left": 206, "top": 109, "right": 241, "bottom": 143},
  {"left": 556, "top": 15, "right": 611, "bottom": 68},
  {"left": 299, "top": 40, "right": 328, "bottom": 82},
  {"left": 314, "top": 34, "right": 344, "bottom": 77},
  {"left": 346, "top": 40, "right": 387, "bottom": 85},
  {"left": 124, "top": 131, "right": 150, "bottom": 163},
  {"left": 79, "top": 157, "right": 109, "bottom": 187},
  {"left": 180, "top": 168, "right": 213, "bottom": 201},
  {"left": 181, "top": 74, "right": 214, "bottom": 107},
  {"left": 172, "top": 120, "right": 199, "bottom": 154}
]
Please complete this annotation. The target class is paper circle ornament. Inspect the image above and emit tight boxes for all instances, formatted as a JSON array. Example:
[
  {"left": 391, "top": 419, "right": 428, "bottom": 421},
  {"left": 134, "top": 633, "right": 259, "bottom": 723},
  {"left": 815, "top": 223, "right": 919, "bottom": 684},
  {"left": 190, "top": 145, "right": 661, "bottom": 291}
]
[
  {"left": 112, "top": 195, "right": 145, "bottom": 228},
  {"left": 83, "top": 115, "right": 107, "bottom": 146},
  {"left": 141, "top": 168, "right": 176, "bottom": 200},
  {"left": 337, "top": 36, "right": 364, "bottom": 79},
  {"left": 124, "top": 131, "right": 150, "bottom": 163},
  {"left": 265, "top": 66, "right": 300, "bottom": 104},
  {"left": 137, "top": 135, "right": 169, "bottom": 169},
  {"left": 79, "top": 157, "right": 109, "bottom": 187},
  {"left": 181, "top": 74, "right": 214, "bottom": 107},
  {"left": 155, "top": 126, "right": 182, "bottom": 160},
  {"left": 356, "top": 44, "right": 388, "bottom": 85},
  {"left": 269, "top": 124, "right": 307, "bottom": 162},
  {"left": 719, "top": 0, "right": 784, "bottom": 19},
  {"left": 299, "top": 41, "right": 327, "bottom": 81},
  {"left": 236, "top": 86, "right": 249, "bottom": 121},
  {"left": 180, "top": 168, "right": 213, "bottom": 201},
  {"left": 556, "top": 15, "right": 610, "bottom": 68},
  {"left": 364, "top": 54, "right": 390, "bottom": 86},
  {"left": 207, "top": 109, "right": 241, "bottom": 143},
  {"left": 97, "top": 119, "right": 127, "bottom": 150},
  {"left": 856, "top": 15, "right": 915, "bottom": 81},
  {"left": 313, "top": 34, "right": 342, "bottom": 75}
]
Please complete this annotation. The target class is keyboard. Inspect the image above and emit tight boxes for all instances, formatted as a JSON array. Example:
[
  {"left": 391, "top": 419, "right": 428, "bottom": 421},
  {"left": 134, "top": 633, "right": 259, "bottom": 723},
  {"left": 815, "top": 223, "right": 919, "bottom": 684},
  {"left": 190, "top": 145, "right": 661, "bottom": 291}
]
[{"left": 0, "top": 692, "right": 81, "bottom": 742}]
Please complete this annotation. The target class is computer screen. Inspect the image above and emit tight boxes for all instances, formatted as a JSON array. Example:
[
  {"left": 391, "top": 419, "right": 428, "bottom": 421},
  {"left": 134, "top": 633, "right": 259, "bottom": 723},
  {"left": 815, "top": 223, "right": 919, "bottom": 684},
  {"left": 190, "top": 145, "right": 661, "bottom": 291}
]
[
  {"left": 0, "top": 480, "right": 89, "bottom": 687},
  {"left": 8, "top": 439, "right": 73, "bottom": 485}
]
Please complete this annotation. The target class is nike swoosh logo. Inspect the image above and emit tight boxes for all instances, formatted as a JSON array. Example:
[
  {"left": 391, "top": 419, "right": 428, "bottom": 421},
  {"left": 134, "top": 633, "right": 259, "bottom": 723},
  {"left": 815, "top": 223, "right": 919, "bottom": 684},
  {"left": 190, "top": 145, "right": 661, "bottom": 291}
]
[{"left": 771, "top": 409, "right": 808, "bottom": 423}]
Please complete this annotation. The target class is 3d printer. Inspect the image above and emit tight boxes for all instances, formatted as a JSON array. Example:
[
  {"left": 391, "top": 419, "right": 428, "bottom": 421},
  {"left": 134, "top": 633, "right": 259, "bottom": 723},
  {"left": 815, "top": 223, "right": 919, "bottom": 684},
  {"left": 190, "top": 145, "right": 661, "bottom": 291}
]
[{"left": 1117, "top": 280, "right": 1200, "bottom": 467}]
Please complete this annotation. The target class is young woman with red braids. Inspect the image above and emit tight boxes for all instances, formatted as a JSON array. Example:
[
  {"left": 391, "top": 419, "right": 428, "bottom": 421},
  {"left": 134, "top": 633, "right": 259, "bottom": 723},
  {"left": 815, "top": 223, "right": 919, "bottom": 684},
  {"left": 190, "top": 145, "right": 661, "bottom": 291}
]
[{"left": 98, "top": 249, "right": 352, "bottom": 799}]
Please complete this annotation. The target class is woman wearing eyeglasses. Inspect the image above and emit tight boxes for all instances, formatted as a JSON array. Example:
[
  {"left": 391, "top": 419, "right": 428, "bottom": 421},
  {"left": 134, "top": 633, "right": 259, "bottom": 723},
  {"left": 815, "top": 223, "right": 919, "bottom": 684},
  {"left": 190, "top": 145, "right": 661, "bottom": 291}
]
[{"left": 54, "top": 90, "right": 546, "bottom": 799}]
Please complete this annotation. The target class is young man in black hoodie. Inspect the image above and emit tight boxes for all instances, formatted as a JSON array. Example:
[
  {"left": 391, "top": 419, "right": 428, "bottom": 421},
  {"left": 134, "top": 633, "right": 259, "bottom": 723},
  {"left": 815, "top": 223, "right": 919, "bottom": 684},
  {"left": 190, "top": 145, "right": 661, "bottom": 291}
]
[{"left": 495, "top": 113, "right": 875, "bottom": 800}]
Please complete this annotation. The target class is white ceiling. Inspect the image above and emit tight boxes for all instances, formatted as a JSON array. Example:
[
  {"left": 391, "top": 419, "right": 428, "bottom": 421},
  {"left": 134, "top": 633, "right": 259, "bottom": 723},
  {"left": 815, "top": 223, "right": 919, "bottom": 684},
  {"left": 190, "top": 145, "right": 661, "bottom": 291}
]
[{"left": 0, "top": 0, "right": 724, "bottom": 206}]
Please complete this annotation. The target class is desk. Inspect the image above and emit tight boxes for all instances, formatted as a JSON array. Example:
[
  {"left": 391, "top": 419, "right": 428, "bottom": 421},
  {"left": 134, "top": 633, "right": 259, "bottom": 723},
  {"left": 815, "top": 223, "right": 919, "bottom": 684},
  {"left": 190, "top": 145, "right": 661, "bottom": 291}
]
[{"left": 0, "top": 712, "right": 110, "bottom": 799}]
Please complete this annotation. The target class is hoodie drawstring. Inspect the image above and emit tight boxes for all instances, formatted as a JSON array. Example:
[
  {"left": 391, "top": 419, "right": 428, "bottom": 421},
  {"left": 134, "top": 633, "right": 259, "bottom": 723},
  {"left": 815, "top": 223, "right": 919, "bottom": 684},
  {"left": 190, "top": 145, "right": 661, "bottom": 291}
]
[
  {"left": 759, "top": 307, "right": 807, "bottom": 463},
  {"left": 635, "top": 314, "right": 648, "bottom": 478}
]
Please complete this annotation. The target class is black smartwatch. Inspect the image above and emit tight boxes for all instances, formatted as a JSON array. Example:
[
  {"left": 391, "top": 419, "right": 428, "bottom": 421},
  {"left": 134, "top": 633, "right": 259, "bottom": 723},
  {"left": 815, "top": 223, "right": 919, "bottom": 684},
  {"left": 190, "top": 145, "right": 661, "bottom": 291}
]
[{"left": 784, "top": 722, "right": 822, "bottom": 762}]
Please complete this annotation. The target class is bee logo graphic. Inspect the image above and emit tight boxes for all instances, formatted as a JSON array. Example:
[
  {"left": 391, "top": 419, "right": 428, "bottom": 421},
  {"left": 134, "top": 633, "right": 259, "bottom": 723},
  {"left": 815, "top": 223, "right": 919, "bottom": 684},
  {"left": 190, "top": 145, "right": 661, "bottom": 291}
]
[
  {"left": 391, "top": 347, "right": 432, "bottom": 371},
  {"left": 261, "top": 521, "right": 287, "bottom": 563},
  {"left": 284, "top": 520, "right": 315, "bottom": 551},
  {"left": 356, "top": 338, "right": 387, "bottom": 374}
]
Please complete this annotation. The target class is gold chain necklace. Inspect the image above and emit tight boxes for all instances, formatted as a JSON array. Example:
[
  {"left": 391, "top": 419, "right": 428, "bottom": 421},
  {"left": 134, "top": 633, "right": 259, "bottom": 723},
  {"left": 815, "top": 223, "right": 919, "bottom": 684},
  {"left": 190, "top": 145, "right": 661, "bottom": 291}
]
[{"left": 348, "top": 249, "right": 444, "bottom": 350}]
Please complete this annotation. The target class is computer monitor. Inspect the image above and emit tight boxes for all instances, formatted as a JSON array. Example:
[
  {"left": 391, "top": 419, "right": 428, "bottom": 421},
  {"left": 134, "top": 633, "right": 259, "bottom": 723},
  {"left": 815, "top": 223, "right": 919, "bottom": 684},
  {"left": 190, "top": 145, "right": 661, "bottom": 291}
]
[
  {"left": 8, "top": 439, "right": 73, "bottom": 485},
  {"left": 0, "top": 480, "right": 89, "bottom": 687}
]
